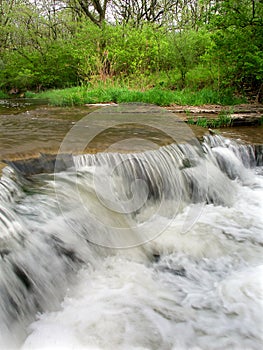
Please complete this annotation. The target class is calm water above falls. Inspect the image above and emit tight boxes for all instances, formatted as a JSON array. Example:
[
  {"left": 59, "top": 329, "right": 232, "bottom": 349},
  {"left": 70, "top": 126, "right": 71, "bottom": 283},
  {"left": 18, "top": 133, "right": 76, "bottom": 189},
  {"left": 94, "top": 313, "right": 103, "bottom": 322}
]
[
  {"left": 0, "top": 99, "right": 262, "bottom": 160},
  {"left": 0, "top": 102, "right": 262, "bottom": 350},
  {"left": 0, "top": 100, "right": 95, "bottom": 159}
]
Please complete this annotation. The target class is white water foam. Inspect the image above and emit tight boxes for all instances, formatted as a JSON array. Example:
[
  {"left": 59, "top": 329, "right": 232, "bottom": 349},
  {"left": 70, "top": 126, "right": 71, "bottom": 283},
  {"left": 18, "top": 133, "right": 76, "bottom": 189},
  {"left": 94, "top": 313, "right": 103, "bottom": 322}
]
[
  {"left": 0, "top": 136, "right": 262, "bottom": 350},
  {"left": 23, "top": 170, "right": 263, "bottom": 349}
]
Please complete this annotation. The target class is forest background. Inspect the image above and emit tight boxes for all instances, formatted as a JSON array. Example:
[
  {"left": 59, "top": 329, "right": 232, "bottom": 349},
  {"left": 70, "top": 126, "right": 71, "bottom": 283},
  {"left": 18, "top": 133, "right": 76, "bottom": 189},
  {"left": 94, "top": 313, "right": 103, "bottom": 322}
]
[{"left": 0, "top": 0, "right": 262, "bottom": 105}]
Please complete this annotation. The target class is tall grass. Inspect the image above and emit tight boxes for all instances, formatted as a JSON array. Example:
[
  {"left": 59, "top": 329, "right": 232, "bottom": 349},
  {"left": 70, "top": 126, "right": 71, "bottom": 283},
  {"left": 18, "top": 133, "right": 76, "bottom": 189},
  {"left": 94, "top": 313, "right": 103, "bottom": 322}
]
[{"left": 29, "top": 84, "right": 246, "bottom": 107}]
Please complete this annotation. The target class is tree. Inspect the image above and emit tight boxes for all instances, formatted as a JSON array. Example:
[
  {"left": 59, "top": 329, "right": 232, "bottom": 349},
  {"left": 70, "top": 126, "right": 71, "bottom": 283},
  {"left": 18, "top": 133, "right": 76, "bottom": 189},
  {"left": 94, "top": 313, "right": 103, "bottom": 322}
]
[
  {"left": 166, "top": 29, "right": 210, "bottom": 88},
  {"left": 206, "top": 0, "right": 263, "bottom": 99},
  {"left": 109, "top": 0, "right": 194, "bottom": 27},
  {"left": 108, "top": 0, "right": 221, "bottom": 29},
  {"left": 68, "top": 0, "right": 110, "bottom": 26},
  {"left": 0, "top": 0, "right": 19, "bottom": 51},
  {"left": 0, "top": 0, "right": 80, "bottom": 91}
]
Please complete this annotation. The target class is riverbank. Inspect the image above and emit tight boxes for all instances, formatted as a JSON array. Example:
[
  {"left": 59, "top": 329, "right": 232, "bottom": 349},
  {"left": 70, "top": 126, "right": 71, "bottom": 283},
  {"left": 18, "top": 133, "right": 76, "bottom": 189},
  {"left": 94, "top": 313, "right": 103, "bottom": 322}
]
[
  {"left": 26, "top": 85, "right": 246, "bottom": 107},
  {"left": 166, "top": 103, "right": 263, "bottom": 127},
  {"left": 24, "top": 84, "right": 263, "bottom": 126}
]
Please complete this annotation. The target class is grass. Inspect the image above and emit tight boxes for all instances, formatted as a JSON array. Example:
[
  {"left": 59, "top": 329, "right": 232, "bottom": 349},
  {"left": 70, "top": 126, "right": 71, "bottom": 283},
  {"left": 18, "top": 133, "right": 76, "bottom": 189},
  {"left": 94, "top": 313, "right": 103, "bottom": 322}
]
[
  {"left": 0, "top": 90, "right": 8, "bottom": 98},
  {"left": 187, "top": 111, "right": 233, "bottom": 128},
  {"left": 196, "top": 117, "right": 209, "bottom": 127},
  {"left": 27, "top": 84, "right": 246, "bottom": 107}
]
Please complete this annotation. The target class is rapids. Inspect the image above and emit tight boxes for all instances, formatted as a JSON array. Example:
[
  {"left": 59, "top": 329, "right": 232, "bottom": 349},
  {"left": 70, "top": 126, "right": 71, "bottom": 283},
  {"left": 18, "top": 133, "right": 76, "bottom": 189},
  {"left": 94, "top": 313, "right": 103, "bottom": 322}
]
[{"left": 0, "top": 106, "right": 262, "bottom": 349}]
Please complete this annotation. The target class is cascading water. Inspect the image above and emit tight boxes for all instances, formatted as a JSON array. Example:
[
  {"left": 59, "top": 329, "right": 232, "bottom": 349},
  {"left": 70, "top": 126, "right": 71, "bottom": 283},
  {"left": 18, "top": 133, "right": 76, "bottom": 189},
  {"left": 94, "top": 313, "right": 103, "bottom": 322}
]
[{"left": 0, "top": 129, "right": 262, "bottom": 349}]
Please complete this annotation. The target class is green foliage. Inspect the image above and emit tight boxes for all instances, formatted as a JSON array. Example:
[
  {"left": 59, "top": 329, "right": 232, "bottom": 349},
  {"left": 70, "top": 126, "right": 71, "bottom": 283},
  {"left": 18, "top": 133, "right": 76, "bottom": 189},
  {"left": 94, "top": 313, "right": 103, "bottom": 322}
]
[
  {"left": 0, "top": 40, "right": 79, "bottom": 91},
  {"left": 204, "top": 0, "right": 263, "bottom": 99},
  {"left": 71, "top": 22, "right": 168, "bottom": 81},
  {"left": 205, "top": 27, "right": 263, "bottom": 94},
  {"left": 217, "top": 110, "right": 233, "bottom": 127},
  {"left": 0, "top": 90, "right": 8, "bottom": 98},
  {"left": 196, "top": 117, "right": 208, "bottom": 127},
  {"left": 165, "top": 29, "right": 212, "bottom": 88},
  {"left": 32, "top": 84, "right": 244, "bottom": 107},
  {"left": 187, "top": 111, "right": 233, "bottom": 128},
  {"left": 186, "top": 117, "right": 195, "bottom": 125},
  {"left": 0, "top": 0, "right": 261, "bottom": 102}
]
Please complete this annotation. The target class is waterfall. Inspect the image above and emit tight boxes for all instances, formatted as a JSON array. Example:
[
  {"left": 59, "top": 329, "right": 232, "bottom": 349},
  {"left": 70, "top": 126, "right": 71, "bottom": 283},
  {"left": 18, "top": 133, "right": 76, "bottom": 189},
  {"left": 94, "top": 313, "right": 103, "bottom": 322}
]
[{"left": 0, "top": 134, "right": 262, "bottom": 349}]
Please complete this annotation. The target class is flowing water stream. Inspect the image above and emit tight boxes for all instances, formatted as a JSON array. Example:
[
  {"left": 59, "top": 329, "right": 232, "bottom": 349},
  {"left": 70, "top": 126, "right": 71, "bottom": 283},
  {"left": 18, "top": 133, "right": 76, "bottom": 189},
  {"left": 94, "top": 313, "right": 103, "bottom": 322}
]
[{"left": 0, "top": 101, "right": 262, "bottom": 350}]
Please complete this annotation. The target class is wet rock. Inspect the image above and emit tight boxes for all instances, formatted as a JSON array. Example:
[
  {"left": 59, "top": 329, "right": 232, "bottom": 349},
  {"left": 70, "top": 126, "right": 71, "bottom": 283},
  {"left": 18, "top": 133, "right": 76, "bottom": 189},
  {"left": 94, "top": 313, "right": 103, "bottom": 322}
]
[
  {"left": 166, "top": 104, "right": 263, "bottom": 126},
  {"left": 4, "top": 153, "right": 74, "bottom": 177},
  {"left": 8, "top": 88, "right": 20, "bottom": 95},
  {"left": 254, "top": 145, "right": 263, "bottom": 166},
  {"left": 230, "top": 114, "right": 262, "bottom": 126},
  {"left": 158, "top": 265, "right": 187, "bottom": 277}
]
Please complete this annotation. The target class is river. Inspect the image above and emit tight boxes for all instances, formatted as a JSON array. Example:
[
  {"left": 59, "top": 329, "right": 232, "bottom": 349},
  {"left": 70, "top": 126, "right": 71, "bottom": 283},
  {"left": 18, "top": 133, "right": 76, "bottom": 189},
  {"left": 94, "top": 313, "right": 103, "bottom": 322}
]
[
  {"left": 0, "top": 99, "right": 262, "bottom": 161},
  {"left": 0, "top": 100, "right": 262, "bottom": 349}
]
